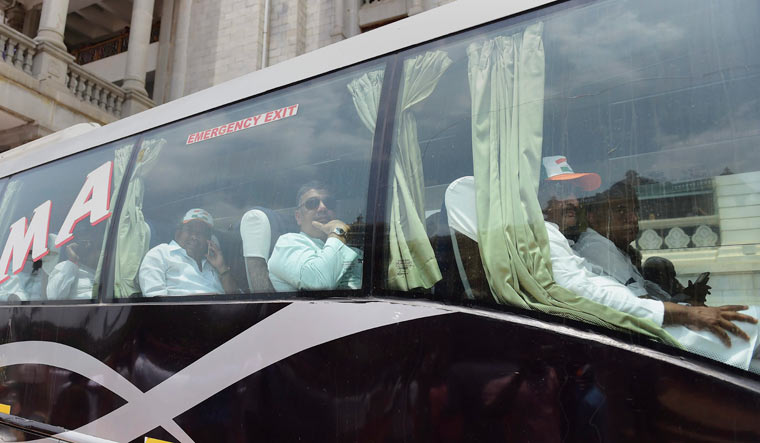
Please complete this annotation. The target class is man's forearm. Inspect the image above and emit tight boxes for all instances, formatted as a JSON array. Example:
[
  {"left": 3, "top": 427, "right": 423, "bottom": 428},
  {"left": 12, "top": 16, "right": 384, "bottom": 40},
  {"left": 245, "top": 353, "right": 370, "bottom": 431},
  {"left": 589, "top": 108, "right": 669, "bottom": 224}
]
[{"left": 662, "top": 302, "right": 689, "bottom": 326}]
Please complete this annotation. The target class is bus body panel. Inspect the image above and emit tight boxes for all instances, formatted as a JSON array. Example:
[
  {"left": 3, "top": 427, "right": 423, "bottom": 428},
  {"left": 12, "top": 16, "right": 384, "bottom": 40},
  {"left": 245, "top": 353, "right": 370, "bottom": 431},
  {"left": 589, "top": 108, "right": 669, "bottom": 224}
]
[{"left": 1, "top": 300, "right": 759, "bottom": 442}]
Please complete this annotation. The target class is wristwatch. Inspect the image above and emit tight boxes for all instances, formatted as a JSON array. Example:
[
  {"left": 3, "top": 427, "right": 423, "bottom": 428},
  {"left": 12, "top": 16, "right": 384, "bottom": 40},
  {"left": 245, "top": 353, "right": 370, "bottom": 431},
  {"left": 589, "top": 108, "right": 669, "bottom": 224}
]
[{"left": 332, "top": 226, "right": 347, "bottom": 237}]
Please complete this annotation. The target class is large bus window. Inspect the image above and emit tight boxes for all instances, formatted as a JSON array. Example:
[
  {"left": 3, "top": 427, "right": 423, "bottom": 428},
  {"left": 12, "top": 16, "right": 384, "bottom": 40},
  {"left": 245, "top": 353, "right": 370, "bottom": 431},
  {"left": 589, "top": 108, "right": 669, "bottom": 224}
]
[
  {"left": 0, "top": 140, "right": 135, "bottom": 302},
  {"left": 382, "top": 0, "right": 760, "bottom": 371},
  {"left": 111, "top": 62, "right": 387, "bottom": 299}
]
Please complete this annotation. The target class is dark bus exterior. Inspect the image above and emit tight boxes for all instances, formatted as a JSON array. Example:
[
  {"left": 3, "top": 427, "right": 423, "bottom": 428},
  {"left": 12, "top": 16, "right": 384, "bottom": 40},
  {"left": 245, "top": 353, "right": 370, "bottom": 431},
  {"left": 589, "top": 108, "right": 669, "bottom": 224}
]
[{"left": 1, "top": 0, "right": 760, "bottom": 441}]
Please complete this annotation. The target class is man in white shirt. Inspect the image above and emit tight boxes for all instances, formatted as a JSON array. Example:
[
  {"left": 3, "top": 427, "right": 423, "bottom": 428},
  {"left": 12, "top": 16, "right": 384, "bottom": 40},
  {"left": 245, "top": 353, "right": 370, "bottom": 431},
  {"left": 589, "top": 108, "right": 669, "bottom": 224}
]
[
  {"left": 47, "top": 228, "right": 101, "bottom": 300},
  {"left": 138, "top": 208, "right": 239, "bottom": 296},
  {"left": 448, "top": 156, "right": 760, "bottom": 369},
  {"left": 575, "top": 181, "right": 707, "bottom": 304},
  {"left": 268, "top": 181, "right": 362, "bottom": 292},
  {"left": 538, "top": 160, "right": 759, "bottom": 369},
  {"left": 0, "top": 254, "right": 43, "bottom": 301}
]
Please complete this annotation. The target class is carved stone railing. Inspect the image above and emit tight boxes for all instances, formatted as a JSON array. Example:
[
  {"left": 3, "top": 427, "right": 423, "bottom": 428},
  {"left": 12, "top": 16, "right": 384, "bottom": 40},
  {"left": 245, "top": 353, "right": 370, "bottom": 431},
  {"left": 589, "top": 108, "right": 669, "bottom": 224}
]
[
  {"left": 636, "top": 215, "right": 721, "bottom": 250},
  {"left": 1, "top": 23, "right": 130, "bottom": 119},
  {"left": 65, "top": 63, "right": 125, "bottom": 117},
  {"left": 0, "top": 23, "right": 36, "bottom": 75}
]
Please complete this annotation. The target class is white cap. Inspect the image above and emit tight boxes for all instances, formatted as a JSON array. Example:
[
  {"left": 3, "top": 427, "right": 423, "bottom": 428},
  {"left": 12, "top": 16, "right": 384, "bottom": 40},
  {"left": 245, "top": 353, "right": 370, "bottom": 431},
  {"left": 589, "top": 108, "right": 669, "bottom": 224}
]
[
  {"left": 542, "top": 156, "right": 601, "bottom": 191},
  {"left": 182, "top": 208, "right": 214, "bottom": 228}
]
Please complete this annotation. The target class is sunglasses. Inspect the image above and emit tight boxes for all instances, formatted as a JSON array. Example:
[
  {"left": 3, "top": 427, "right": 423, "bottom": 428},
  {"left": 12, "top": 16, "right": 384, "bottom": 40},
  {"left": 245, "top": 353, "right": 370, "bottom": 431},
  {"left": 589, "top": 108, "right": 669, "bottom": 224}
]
[{"left": 299, "top": 196, "right": 336, "bottom": 211}]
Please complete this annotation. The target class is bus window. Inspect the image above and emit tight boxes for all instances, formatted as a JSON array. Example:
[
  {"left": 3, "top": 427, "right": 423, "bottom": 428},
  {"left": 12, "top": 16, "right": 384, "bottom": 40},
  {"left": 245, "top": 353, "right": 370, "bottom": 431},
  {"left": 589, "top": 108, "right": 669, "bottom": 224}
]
[
  {"left": 0, "top": 140, "right": 135, "bottom": 303},
  {"left": 111, "top": 61, "right": 387, "bottom": 299},
  {"left": 382, "top": 0, "right": 760, "bottom": 371}
]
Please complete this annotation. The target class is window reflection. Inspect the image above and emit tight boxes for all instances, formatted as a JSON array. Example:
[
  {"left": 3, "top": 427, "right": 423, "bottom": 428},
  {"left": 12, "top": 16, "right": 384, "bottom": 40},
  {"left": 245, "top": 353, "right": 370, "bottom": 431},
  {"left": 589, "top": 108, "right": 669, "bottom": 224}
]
[
  {"left": 113, "top": 63, "right": 385, "bottom": 298},
  {"left": 0, "top": 141, "right": 133, "bottom": 302},
  {"left": 382, "top": 0, "right": 760, "bottom": 370}
]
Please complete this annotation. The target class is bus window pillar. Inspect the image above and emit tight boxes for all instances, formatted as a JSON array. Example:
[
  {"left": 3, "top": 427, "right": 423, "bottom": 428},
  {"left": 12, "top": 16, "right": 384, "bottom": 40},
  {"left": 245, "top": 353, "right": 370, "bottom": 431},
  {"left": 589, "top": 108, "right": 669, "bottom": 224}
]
[{"left": 122, "top": 0, "right": 157, "bottom": 116}]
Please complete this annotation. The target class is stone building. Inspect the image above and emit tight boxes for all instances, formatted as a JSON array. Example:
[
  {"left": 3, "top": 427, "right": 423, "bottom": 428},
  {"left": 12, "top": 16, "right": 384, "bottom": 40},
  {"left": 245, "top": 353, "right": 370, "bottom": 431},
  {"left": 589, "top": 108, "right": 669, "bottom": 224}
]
[{"left": 0, "top": 0, "right": 455, "bottom": 150}]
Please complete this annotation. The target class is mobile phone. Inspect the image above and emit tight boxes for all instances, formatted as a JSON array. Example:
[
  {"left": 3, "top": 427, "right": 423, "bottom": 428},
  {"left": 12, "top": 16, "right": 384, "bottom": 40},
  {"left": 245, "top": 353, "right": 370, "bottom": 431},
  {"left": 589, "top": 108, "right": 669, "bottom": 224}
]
[{"left": 695, "top": 272, "right": 710, "bottom": 285}]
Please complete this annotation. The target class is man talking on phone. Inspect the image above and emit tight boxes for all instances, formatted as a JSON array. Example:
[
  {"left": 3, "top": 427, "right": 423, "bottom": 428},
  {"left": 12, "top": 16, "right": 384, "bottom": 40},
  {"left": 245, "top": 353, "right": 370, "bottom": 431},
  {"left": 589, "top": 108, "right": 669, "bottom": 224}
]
[{"left": 139, "top": 208, "right": 240, "bottom": 296}]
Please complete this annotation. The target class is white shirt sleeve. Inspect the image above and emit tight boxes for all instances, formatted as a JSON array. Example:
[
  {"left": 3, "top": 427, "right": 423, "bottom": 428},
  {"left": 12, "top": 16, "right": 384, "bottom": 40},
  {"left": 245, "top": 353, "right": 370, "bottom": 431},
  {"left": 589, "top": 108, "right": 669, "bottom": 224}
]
[
  {"left": 546, "top": 223, "right": 664, "bottom": 326},
  {"left": 47, "top": 261, "right": 79, "bottom": 300},
  {"left": 240, "top": 209, "right": 272, "bottom": 260},
  {"left": 269, "top": 234, "right": 358, "bottom": 290},
  {"left": 138, "top": 246, "right": 169, "bottom": 296}
]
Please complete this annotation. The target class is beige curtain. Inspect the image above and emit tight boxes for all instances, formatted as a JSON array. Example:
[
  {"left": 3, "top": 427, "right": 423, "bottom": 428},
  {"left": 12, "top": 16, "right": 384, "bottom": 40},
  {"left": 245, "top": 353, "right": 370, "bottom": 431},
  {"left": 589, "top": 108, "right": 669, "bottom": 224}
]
[
  {"left": 112, "top": 138, "right": 165, "bottom": 298},
  {"left": 92, "top": 142, "right": 135, "bottom": 298},
  {"left": 385, "top": 51, "right": 451, "bottom": 290},
  {"left": 468, "top": 22, "right": 678, "bottom": 344},
  {"left": 348, "top": 70, "right": 384, "bottom": 133}
]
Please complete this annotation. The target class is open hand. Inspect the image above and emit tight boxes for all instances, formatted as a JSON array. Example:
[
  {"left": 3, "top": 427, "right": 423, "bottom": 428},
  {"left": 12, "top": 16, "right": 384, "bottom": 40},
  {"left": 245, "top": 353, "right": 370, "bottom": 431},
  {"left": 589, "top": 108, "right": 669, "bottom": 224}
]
[{"left": 682, "top": 305, "right": 757, "bottom": 347}]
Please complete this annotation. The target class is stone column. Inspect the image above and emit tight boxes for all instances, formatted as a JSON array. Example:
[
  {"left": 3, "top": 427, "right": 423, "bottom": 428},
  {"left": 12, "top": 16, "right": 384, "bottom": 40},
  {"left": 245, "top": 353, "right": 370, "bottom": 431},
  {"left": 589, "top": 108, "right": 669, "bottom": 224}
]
[
  {"left": 33, "top": 0, "right": 73, "bottom": 86},
  {"left": 408, "top": 0, "right": 424, "bottom": 15},
  {"left": 168, "top": 0, "right": 192, "bottom": 101},
  {"left": 122, "top": 0, "right": 155, "bottom": 95},
  {"left": 331, "top": 0, "right": 361, "bottom": 41},
  {"left": 35, "top": 0, "right": 69, "bottom": 49},
  {"left": 122, "top": 0, "right": 156, "bottom": 115},
  {"left": 22, "top": 5, "right": 42, "bottom": 39},
  {"left": 153, "top": 0, "right": 175, "bottom": 104}
]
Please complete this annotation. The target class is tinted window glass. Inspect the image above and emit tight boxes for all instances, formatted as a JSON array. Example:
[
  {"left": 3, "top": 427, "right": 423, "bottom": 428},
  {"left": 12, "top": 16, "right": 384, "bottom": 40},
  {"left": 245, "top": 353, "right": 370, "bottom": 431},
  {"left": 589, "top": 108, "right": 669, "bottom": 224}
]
[
  {"left": 112, "top": 62, "right": 386, "bottom": 299},
  {"left": 382, "top": 0, "right": 760, "bottom": 371},
  {"left": 0, "top": 140, "right": 135, "bottom": 302}
]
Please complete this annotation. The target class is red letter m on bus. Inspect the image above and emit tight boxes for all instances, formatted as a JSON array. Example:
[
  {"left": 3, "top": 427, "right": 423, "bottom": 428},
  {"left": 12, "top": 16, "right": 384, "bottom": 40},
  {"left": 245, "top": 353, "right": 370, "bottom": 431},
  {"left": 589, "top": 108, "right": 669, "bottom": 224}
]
[{"left": 0, "top": 200, "right": 52, "bottom": 284}]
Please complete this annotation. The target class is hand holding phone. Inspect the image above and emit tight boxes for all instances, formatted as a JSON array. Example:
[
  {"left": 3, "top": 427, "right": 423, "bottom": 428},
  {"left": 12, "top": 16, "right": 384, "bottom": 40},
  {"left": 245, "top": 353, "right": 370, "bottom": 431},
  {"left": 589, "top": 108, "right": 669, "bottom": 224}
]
[{"left": 685, "top": 272, "right": 711, "bottom": 306}]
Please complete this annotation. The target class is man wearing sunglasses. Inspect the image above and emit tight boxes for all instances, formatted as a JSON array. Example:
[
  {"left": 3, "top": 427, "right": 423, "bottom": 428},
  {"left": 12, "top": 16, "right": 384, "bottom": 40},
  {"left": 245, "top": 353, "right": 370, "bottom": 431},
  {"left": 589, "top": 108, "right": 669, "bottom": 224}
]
[{"left": 268, "top": 181, "right": 362, "bottom": 292}]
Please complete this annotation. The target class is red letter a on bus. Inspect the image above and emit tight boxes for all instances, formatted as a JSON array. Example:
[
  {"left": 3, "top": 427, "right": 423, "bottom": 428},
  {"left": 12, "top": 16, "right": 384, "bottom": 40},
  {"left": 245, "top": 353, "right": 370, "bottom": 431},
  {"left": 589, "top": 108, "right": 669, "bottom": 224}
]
[{"left": 55, "top": 161, "right": 113, "bottom": 248}]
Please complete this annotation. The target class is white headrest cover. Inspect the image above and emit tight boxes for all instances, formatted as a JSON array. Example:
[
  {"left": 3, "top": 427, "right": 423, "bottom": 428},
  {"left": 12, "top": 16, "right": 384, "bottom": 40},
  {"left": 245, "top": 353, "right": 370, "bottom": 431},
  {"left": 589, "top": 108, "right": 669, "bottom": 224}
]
[
  {"left": 240, "top": 209, "right": 272, "bottom": 260},
  {"left": 445, "top": 176, "right": 478, "bottom": 242}
]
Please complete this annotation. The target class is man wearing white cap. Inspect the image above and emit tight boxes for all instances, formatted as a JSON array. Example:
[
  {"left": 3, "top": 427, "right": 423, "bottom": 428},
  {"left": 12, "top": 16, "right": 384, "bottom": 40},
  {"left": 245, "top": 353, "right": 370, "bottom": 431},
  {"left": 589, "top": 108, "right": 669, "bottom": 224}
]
[
  {"left": 139, "top": 208, "right": 239, "bottom": 296},
  {"left": 447, "top": 157, "right": 759, "bottom": 369},
  {"left": 540, "top": 158, "right": 760, "bottom": 369}
]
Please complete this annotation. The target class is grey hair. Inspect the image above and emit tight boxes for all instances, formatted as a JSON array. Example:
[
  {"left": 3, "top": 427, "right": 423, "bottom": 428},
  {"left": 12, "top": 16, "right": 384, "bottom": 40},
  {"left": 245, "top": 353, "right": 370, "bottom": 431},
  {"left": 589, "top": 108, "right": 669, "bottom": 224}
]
[{"left": 296, "top": 180, "right": 330, "bottom": 206}]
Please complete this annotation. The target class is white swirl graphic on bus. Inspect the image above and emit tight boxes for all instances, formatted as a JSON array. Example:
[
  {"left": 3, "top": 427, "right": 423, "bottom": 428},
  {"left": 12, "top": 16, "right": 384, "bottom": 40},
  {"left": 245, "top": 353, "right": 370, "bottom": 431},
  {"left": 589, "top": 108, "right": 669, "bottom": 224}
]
[{"left": 0, "top": 302, "right": 448, "bottom": 443}]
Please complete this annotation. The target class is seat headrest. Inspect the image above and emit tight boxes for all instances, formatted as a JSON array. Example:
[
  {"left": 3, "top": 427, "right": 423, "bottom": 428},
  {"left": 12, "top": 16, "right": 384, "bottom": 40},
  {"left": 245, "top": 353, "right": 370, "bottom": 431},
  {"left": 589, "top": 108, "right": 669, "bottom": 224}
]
[
  {"left": 240, "top": 206, "right": 298, "bottom": 260},
  {"left": 445, "top": 176, "right": 478, "bottom": 242}
]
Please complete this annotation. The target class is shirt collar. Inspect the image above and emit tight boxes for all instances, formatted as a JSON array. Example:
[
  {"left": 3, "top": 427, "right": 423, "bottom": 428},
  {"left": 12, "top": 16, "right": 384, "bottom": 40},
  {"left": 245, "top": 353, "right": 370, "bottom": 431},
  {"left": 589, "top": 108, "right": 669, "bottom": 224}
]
[
  {"left": 299, "top": 231, "right": 326, "bottom": 245},
  {"left": 546, "top": 221, "right": 574, "bottom": 246},
  {"left": 168, "top": 240, "right": 209, "bottom": 266}
]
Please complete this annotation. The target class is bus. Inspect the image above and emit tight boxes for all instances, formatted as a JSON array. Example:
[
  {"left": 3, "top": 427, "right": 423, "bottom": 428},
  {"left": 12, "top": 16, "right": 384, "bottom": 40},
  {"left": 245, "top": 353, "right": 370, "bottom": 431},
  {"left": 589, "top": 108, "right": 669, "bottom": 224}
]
[{"left": 1, "top": 0, "right": 760, "bottom": 441}]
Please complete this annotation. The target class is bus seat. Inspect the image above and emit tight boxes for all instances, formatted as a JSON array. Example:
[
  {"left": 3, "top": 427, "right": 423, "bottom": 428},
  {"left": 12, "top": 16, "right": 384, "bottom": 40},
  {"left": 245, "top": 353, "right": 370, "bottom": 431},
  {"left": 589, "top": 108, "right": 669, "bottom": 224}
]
[
  {"left": 439, "top": 176, "right": 491, "bottom": 301},
  {"left": 239, "top": 207, "right": 298, "bottom": 291},
  {"left": 432, "top": 198, "right": 466, "bottom": 302}
]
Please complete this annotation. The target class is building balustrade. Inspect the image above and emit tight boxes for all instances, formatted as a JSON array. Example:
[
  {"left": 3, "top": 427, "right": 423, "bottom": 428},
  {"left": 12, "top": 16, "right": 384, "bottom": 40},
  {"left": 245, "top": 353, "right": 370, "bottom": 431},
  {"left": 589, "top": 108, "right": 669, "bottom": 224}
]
[
  {"left": 0, "top": 24, "right": 36, "bottom": 75},
  {"left": 1, "top": 22, "right": 129, "bottom": 119},
  {"left": 636, "top": 216, "right": 721, "bottom": 250},
  {"left": 66, "top": 63, "right": 125, "bottom": 117}
]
